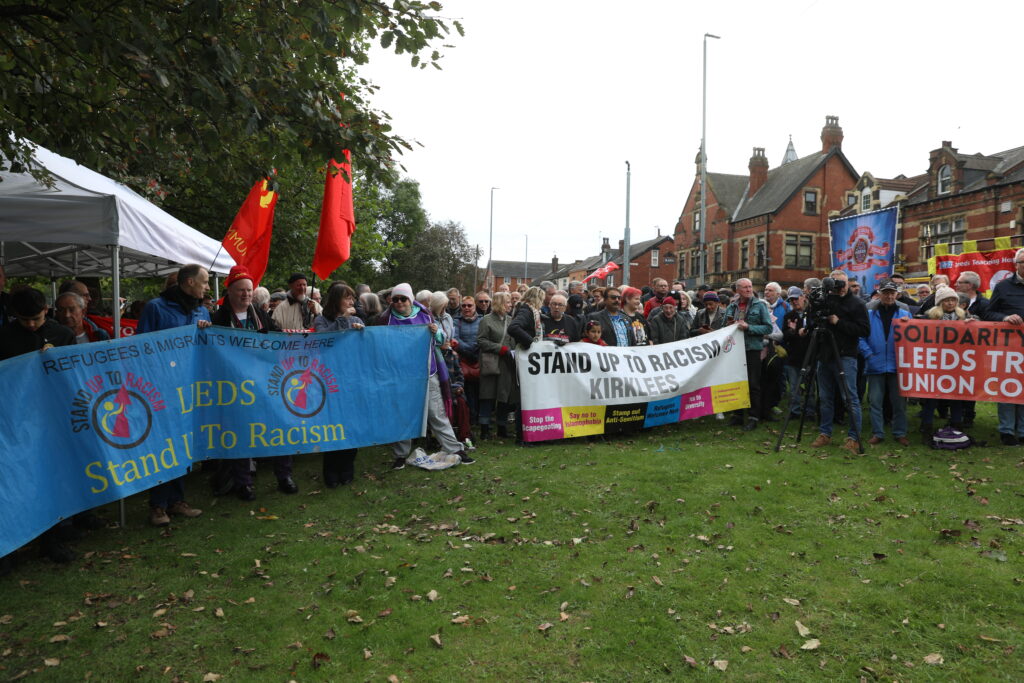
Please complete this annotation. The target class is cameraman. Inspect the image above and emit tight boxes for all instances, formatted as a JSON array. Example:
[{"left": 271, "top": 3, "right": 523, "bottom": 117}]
[{"left": 809, "top": 270, "right": 869, "bottom": 453}]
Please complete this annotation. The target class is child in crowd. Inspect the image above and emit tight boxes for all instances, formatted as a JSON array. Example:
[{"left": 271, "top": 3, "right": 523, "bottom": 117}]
[{"left": 581, "top": 320, "right": 607, "bottom": 346}]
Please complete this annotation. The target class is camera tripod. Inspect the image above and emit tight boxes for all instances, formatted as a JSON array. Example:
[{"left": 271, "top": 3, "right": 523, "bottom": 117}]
[{"left": 774, "top": 323, "right": 864, "bottom": 454}]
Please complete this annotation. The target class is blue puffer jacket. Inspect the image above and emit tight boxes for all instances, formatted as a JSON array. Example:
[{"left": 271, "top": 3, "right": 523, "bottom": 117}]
[{"left": 858, "top": 302, "right": 911, "bottom": 374}]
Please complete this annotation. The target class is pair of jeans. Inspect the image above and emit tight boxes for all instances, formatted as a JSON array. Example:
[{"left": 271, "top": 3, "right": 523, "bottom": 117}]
[
  {"left": 866, "top": 373, "right": 906, "bottom": 438},
  {"left": 393, "top": 374, "right": 464, "bottom": 458},
  {"left": 784, "top": 364, "right": 816, "bottom": 416},
  {"left": 817, "top": 356, "right": 861, "bottom": 441},
  {"left": 997, "top": 402, "right": 1024, "bottom": 437}
]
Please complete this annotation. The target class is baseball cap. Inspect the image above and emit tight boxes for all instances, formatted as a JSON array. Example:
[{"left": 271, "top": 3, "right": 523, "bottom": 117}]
[{"left": 786, "top": 286, "right": 803, "bottom": 299}]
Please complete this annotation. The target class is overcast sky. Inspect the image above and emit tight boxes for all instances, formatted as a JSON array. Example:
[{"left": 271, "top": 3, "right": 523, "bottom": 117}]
[{"left": 360, "top": 0, "right": 1022, "bottom": 272}]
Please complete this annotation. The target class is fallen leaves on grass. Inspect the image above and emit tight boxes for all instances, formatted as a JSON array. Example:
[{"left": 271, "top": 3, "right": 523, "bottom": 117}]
[
  {"left": 782, "top": 598, "right": 801, "bottom": 606},
  {"left": 43, "top": 658, "right": 60, "bottom": 667},
  {"left": 801, "top": 639, "right": 821, "bottom": 650},
  {"left": 429, "top": 633, "right": 443, "bottom": 648},
  {"left": 795, "top": 620, "right": 811, "bottom": 637},
  {"left": 48, "top": 635, "right": 70, "bottom": 643},
  {"left": 426, "top": 589, "right": 439, "bottom": 602},
  {"left": 312, "top": 652, "right": 330, "bottom": 669},
  {"left": 202, "top": 674, "right": 221, "bottom": 682},
  {"left": 713, "top": 659, "right": 729, "bottom": 671},
  {"left": 923, "top": 653, "right": 944, "bottom": 665},
  {"left": 538, "top": 622, "right": 553, "bottom": 632}
]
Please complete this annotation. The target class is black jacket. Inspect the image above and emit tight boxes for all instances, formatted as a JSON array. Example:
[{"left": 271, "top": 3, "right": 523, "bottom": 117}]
[
  {"left": 211, "top": 304, "right": 278, "bottom": 331},
  {"left": 984, "top": 276, "right": 1024, "bottom": 321},
  {"left": 0, "top": 318, "right": 75, "bottom": 361},
  {"left": 967, "top": 294, "right": 989, "bottom": 319},
  {"left": 815, "top": 291, "right": 869, "bottom": 359},
  {"left": 586, "top": 308, "right": 650, "bottom": 347},
  {"left": 781, "top": 308, "right": 812, "bottom": 367},
  {"left": 507, "top": 305, "right": 541, "bottom": 349}
]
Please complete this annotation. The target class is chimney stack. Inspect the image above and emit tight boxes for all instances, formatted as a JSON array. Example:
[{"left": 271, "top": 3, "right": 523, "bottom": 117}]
[
  {"left": 618, "top": 239, "right": 625, "bottom": 256},
  {"left": 551, "top": 255, "right": 559, "bottom": 273},
  {"left": 820, "top": 115, "right": 843, "bottom": 152},
  {"left": 748, "top": 147, "right": 769, "bottom": 196}
]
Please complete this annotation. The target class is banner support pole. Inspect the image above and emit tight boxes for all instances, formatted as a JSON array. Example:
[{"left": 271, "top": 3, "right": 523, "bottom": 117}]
[{"left": 111, "top": 245, "right": 126, "bottom": 529}]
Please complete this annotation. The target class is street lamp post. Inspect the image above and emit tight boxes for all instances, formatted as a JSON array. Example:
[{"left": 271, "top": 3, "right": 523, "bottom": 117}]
[
  {"left": 623, "top": 160, "right": 631, "bottom": 286},
  {"left": 699, "top": 32, "right": 720, "bottom": 286},
  {"left": 487, "top": 186, "right": 499, "bottom": 290}
]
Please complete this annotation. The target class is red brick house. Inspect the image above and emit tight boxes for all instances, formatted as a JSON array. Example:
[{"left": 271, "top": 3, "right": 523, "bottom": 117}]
[
  {"left": 674, "top": 115, "right": 859, "bottom": 288},
  {"left": 484, "top": 260, "right": 551, "bottom": 291},
  {"left": 533, "top": 234, "right": 677, "bottom": 289}
]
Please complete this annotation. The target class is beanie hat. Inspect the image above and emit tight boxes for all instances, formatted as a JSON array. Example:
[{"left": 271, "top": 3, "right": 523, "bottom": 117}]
[
  {"left": 934, "top": 285, "right": 958, "bottom": 305},
  {"left": 288, "top": 272, "right": 307, "bottom": 284},
  {"left": 391, "top": 282, "right": 415, "bottom": 302},
  {"left": 661, "top": 295, "right": 679, "bottom": 306},
  {"left": 224, "top": 264, "right": 254, "bottom": 289},
  {"left": 703, "top": 292, "right": 720, "bottom": 302}
]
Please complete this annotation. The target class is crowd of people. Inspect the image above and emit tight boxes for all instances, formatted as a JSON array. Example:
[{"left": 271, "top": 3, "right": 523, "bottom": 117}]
[{"left": 3, "top": 250, "right": 1024, "bottom": 571}]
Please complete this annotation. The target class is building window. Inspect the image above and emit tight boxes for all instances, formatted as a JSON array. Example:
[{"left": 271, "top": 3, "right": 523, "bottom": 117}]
[
  {"left": 755, "top": 235, "right": 765, "bottom": 268},
  {"left": 739, "top": 240, "right": 749, "bottom": 270},
  {"left": 713, "top": 243, "right": 722, "bottom": 273},
  {"left": 861, "top": 190, "right": 872, "bottom": 211},
  {"left": 607, "top": 274, "right": 615, "bottom": 287},
  {"left": 937, "top": 164, "right": 952, "bottom": 195},
  {"left": 923, "top": 217, "right": 966, "bottom": 255},
  {"left": 847, "top": 192, "right": 857, "bottom": 207},
  {"left": 693, "top": 211, "right": 701, "bottom": 233},
  {"left": 803, "top": 190, "right": 818, "bottom": 214},
  {"left": 650, "top": 249, "right": 659, "bottom": 267},
  {"left": 784, "top": 234, "right": 813, "bottom": 269}
]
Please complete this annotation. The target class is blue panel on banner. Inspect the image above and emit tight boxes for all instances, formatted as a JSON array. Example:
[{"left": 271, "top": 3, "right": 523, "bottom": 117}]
[
  {"left": 0, "top": 325, "right": 431, "bottom": 557},
  {"left": 644, "top": 396, "right": 681, "bottom": 427},
  {"left": 830, "top": 207, "right": 898, "bottom": 292}
]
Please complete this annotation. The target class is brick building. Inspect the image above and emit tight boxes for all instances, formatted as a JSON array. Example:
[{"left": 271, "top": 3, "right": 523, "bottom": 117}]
[
  {"left": 484, "top": 260, "right": 550, "bottom": 290},
  {"left": 674, "top": 115, "right": 859, "bottom": 288},
  {"left": 534, "top": 234, "right": 677, "bottom": 289}
]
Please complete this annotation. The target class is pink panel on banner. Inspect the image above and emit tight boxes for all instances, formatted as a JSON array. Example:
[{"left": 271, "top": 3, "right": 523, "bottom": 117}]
[
  {"left": 680, "top": 387, "right": 714, "bottom": 420},
  {"left": 521, "top": 408, "right": 564, "bottom": 442}
]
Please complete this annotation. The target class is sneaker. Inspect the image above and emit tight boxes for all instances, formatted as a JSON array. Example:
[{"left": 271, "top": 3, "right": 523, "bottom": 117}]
[
  {"left": 810, "top": 434, "right": 831, "bottom": 448},
  {"left": 392, "top": 458, "right": 406, "bottom": 471},
  {"left": 715, "top": 413, "right": 725, "bottom": 421},
  {"left": 459, "top": 453, "right": 476, "bottom": 465},
  {"left": 167, "top": 501, "right": 202, "bottom": 518},
  {"left": 841, "top": 438, "right": 861, "bottom": 455},
  {"left": 463, "top": 438, "right": 476, "bottom": 452},
  {"left": 150, "top": 506, "right": 170, "bottom": 527},
  {"left": 277, "top": 476, "right": 299, "bottom": 494},
  {"left": 999, "top": 433, "right": 1019, "bottom": 446}
]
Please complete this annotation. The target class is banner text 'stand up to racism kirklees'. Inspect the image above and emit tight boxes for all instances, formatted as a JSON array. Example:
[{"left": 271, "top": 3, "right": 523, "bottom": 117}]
[
  {"left": 516, "top": 325, "right": 750, "bottom": 442},
  {"left": 894, "top": 319, "right": 1024, "bottom": 403},
  {"left": 0, "top": 325, "right": 431, "bottom": 557}
]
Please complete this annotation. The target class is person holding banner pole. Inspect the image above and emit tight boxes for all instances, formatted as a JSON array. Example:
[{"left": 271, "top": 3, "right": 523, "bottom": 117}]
[
  {"left": 983, "top": 248, "right": 1024, "bottom": 445},
  {"left": 137, "top": 264, "right": 211, "bottom": 526}
]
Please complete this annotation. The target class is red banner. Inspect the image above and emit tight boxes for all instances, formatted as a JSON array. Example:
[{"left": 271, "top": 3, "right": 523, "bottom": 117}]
[
  {"left": 87, "top": 314, "right": 137, "bottom": 338},
  {"left": 935, "top": 248, "right": 1016, "bottom": 296},
  {"left": 894, "top": 319, "right": 1024, "bottom": 404},
  {"left": 222, "top": 178, "right": 278, "bottom": 286}
]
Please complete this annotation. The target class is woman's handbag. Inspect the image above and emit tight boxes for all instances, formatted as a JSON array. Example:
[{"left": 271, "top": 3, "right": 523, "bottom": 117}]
[
  {"left": 480, "top": 352, "right": 500, "bottom": 376},
  {"left": 460, "top": 357, "right": 481, "bottom": 381}
]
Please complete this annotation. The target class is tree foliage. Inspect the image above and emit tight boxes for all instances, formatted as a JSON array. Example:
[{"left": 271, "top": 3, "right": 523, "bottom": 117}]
[
  {"left": 387, "top": 218, "right": 477, "bottom": 291},
  {"left": 0, "top": 0, "right": 462, "bottom": 193}
]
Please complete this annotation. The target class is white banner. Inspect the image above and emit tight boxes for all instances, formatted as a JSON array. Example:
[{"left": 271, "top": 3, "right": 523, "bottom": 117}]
[{"left": 516, "top": 325, "right": 750, "bottom": 442}]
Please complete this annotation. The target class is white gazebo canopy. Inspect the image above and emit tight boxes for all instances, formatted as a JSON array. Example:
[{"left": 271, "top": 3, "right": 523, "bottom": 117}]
[{"left": 0, "top": 140, "right": 235, "bottom": 278}]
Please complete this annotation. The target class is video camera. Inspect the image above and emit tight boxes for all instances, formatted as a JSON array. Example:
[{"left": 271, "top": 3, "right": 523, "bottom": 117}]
[{"left": 807, "top": 276, "right": 843, "bottom": 321}]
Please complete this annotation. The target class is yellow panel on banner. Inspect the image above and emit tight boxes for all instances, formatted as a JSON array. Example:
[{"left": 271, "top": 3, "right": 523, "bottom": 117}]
[
  {"left": 962, "top": 240, "right": 978, "bottom": 253},
  {"left": 712, "top": 381, "right": 750, "bottom": 412},
  {"left": 561, "top": 405, "right": 605, "bottom": 438},
  {"left": 994, "top": 236, "right": 1011, "bottom": 250}
]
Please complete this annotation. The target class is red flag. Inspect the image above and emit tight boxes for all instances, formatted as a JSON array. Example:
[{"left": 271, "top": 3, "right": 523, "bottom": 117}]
[
  {"left": 582, "top": 260, "right": 620, "bottom": 283},
  {"left": 222, "top": 179, "right": 278, "bottom": 285},
  {"left": 312, "top": 153, "right": 356, "bottom": 279}
]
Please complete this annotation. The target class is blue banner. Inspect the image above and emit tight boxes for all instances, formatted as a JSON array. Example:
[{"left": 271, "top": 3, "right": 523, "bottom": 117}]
[
  {"left": 0, "top": 325, "right": 431, "bottom": 556},
  {"left": 829, "top": 206, "right": 898, "bottom": 293}
]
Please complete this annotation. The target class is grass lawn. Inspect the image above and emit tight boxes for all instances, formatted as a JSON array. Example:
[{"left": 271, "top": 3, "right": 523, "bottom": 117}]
[{"left": 1, "top": 405, "right": 1022, "bottom": 681}]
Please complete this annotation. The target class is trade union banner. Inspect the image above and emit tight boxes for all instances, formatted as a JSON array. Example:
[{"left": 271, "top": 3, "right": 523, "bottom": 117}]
[
  {"left": 934, "top": 248, "right": 1016, "bottom": 296},
  {"left": 0, "top": 325, "right": 430, "bottom": 557},
  {"left": 894, "top": 319, "right": 1024, "bottom": 403},
  {"left": 516, "top": 325, "right": 749, "bottom": 442},
  {"left": 829, "top": 207, "right": 898, "bottom": 293}
]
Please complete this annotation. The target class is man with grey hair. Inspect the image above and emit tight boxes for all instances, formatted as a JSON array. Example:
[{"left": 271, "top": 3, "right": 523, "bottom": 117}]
[
  {"left": 567, "top": 280, "right": 584, "bottom": 296},
  {"left": 803, "top": 277, "right": 822, "bottom": 295},
  {"left": 983, "top": 248, "right": 1024, "bottom": 444},
  {"left": 54, "top": 292, "right": 110, "bottom": 344},
  {"left": 953, "top": 270, "right": 988, "bottom": 318},
  {"left": 538, "top": 280, "right": 556, "bottom": 314},
  {"left": 916, "top": 274, "right": 950, "bottom": 317},
  {"left": 722, "top": 278, "right": 774, "bottom": 430}
]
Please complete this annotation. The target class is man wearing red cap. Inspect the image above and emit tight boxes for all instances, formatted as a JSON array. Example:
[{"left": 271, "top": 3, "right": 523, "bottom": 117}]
[{"left": 210, "top": 267, "right": 296, "bottom": 499}]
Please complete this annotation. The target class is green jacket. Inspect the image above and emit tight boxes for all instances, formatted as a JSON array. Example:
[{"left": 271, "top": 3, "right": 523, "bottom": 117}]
[{"left": 723, "top": 297, "right": 774, "bottom": 351}]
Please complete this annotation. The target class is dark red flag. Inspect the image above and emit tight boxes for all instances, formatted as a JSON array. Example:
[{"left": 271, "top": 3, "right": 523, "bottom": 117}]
[
  {"left": 222, "top": 179, "right": 277, "bottom": 285},
  {"left": 312, "top": 153, "right": 356, "bottom": 279}
]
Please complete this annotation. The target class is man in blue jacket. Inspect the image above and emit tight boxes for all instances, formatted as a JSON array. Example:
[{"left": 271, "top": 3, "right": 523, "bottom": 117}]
[
  {"left": 137, "top": 264, "right": 211, "bottom": 526},
  {"left": 858, "top": 280, "right": 911, "bottom": 446}
]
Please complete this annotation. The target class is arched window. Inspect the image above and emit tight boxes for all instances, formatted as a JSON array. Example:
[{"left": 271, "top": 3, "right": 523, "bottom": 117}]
[{"left": 937, "top": 164, "right": 952, "bottom": 194}]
